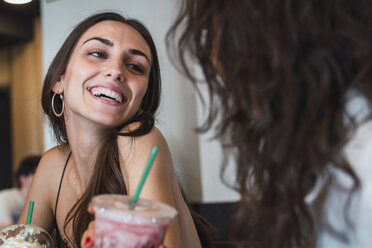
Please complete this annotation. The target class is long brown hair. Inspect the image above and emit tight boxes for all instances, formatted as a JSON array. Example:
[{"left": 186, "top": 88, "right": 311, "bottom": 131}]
[
  {"left": 41, "top": 12, "right": 161, "bottom": 246},
  {"left": 167, "top": 0, "right": 372, "bottom": 247}
]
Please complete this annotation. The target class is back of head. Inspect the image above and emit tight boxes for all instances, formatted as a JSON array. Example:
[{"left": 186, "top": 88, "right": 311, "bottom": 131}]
[
  {"left": 168, "top": 0, "right": 372, "bottom": 247},
  {"left": 16, "top": 155, "right": 41, "bottom": 188}
]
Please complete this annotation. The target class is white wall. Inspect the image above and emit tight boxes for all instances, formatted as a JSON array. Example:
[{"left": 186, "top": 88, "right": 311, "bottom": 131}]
[
  {"left": 41, "top": 0, "right": 239, "bottom": 203},
  {"left": 196, "top": 83, "right": 241, "bottom": 202}
]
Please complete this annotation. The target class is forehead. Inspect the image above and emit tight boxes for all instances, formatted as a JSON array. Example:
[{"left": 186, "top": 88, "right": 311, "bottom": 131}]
[{"left": 77, "top": 20, "right": 151, "bottom": 59}]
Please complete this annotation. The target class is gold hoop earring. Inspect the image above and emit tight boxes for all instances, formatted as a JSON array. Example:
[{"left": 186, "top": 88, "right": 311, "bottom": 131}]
[{"left": 52, "top": 92, "right": 64, "bottom": 117}]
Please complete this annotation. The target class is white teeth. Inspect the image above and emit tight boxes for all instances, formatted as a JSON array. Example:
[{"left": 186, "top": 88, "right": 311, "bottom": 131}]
[{"left": 91, "top": 87, "right": 123, "bottom": 103}]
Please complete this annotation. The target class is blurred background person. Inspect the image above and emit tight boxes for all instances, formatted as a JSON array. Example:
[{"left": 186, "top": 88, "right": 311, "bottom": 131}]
[{"left": 0, "top": 155, "right": 40, "bottom": 229}]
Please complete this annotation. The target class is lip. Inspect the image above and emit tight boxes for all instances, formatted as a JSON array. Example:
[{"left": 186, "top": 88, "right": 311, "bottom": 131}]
[{"left": 87, "top": 84, "right": 127, "bottom": 106}]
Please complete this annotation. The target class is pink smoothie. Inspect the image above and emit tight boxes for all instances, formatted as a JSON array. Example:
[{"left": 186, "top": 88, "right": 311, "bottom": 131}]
[{"left": 92, "top": 194, "right": 177, "bottom": 248}]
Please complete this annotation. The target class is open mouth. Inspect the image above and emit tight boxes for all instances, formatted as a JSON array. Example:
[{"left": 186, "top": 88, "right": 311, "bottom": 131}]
[{"left": 90, "top": 86, "right": 123, "bottom": 103}]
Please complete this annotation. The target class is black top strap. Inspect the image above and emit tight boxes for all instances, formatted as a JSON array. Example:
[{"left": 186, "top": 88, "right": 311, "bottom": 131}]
[
  {"left": 54, "top": 151, "right": 72, "bottom": 216},
  {"left": 54, "top": 151, "right": 72, "bottom": 248}
]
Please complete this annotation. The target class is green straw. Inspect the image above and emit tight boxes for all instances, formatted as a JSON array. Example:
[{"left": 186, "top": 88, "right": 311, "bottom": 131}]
[
  {"left": 26, "top": 200, "right": 34, "bottom": 225},
  {"left": 129, "top": 146, "right": 159, "bottom": 209},
  {"left": 25, "top": 200, "right": 34, "bottom": 241}
]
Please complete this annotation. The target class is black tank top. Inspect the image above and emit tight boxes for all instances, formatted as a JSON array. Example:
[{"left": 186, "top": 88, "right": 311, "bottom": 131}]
[{"left": 54, "top": 152, "right": 73, "bottom": 248}]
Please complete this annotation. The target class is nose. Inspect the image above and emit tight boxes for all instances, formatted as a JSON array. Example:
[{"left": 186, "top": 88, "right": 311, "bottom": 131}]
[{"left": 104, "top": 60, "right": 125, "bottom": 82}]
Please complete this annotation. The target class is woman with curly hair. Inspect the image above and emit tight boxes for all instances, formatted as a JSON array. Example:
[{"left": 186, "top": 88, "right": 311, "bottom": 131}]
[{"left": 167, "top": 0, "right": 372, "bottom": 247}]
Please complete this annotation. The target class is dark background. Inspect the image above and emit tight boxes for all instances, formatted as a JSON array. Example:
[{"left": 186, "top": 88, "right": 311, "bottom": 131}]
[
  {"left": 0, "top": 86, "right": 12, "bottom": 189},
  {"left": 0, "top": 0, "right": 40, "bottom": 49},
  {"left": 0, "top": 0, "right": 39, "bottom": 189}
]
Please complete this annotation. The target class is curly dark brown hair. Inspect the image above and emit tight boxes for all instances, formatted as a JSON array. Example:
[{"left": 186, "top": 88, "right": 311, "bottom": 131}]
[{"left": 167, "top": 0, "right": 372, "bottom": 247}]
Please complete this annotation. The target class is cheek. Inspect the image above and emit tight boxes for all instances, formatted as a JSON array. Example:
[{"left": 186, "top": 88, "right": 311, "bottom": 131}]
[
  {"left": 139, "top": 84, "right": 149, "bottom": 100},
  {"left": 128, "top": 81, "right": 149, "bottom": 114},
  {"left": 63, "top": 60, "right": 97, "bottom": 87},
  {"left": 132, "top": 80, "right": 149, "bottom": 101}
]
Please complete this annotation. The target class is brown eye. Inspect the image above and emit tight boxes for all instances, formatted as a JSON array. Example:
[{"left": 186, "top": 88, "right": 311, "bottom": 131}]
[{"left": 128, "top": 64, "right": 144, "bottom": 74}]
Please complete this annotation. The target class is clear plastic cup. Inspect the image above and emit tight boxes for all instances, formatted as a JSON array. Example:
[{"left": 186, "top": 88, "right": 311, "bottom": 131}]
[
  {"left": 0, "top": 224, "right": 54, "bottom": 247},
  {"left": 91, "top": 194, "right": 178, "bottom": 248}
]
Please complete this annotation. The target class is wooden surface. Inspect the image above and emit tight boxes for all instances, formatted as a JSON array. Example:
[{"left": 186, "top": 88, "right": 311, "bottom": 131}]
[{"left": 0, "top": 17, "right": 43, "bottom": 176}]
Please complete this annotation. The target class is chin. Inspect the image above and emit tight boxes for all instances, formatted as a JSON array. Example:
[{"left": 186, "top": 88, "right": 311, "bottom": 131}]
[
  {"left": 106, "top": 121, "right": 127, "bottom": 129},
  {"left": 90, "top": 111, "right": 128, "bottom": 126},
  {"left": 92, "top": 118, "right": 125, "bottom": 130},
  {"left": 106, "top": 117, "right": 133, "bottom": 129}
]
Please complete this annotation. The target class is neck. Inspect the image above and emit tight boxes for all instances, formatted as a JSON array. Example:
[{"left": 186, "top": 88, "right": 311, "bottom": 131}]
[{"left": 65, "top": 114, "right": 110, "bottom": 186}]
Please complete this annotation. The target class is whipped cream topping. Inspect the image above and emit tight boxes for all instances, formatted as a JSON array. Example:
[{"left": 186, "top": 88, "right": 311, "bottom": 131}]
[
  {"left": 1, "top": 238, "right": 44, "bottom": 248},
  {"left": 0, "top": 224, "right": 53, "bottom": 248}
]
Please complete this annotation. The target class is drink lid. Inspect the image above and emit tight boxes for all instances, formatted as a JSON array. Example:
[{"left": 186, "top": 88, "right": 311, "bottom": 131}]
[{"left": 91, "top": 194, "right": 178, "bottom": 224}]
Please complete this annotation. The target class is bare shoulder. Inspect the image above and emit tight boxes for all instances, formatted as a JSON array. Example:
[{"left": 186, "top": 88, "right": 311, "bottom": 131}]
[
  {"left": 118, "top": 123, "right": 167, "bottom": 145},
  {"left": 18, "top": 144, "right": 71, "bottom": 232},
  {"left": 117, "top": 125, "right": 173, "bottom": 194},
  {"left": 37, "top": 144, "right": 71, "bottom": 175},
  {"left": 117, "top": 125, "right": 170, "bottom": 163},
  {"left": 30, "top": 145, "right": 71, "bottom": 204}
]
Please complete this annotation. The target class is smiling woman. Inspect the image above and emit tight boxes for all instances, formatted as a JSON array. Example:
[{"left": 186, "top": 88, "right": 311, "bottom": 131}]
[
  {"left": 52, "top": 20, "right": 151, "bottom": 128},
  {"left": 16, "top": 12, "right": 211, "bottom": 248}
]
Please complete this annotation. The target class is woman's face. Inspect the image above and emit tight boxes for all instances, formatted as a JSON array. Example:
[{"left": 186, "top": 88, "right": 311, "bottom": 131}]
[{"left": 53, "top": 20, "right": 152, "bottom": 128}]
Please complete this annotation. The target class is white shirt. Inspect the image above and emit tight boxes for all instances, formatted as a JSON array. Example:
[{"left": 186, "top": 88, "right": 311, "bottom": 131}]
[
  {"left": 0, "top": 188, "right": 24, "bottom": 226},
  {"left": 317, "top": 96, "right": 372, "bottom": 247}
]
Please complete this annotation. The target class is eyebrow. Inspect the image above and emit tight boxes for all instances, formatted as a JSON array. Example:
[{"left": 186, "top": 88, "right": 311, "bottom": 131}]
[
  {"left": 129, "top": 48, "right": 151, "bottom": 65},
  {"left": 83, "top": 37, "right": 113, "bottom": 46},
  {"left": 83, "top": 37, "right": 151, "bottom": 65}
]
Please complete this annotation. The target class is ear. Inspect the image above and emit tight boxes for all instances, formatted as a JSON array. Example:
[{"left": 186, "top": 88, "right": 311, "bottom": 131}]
[
  {"left": 52, "top": 81, "right": 63, "bottom": 94},
  {"left": 52, "top": 78, "right": 64, "bottom": 94}
]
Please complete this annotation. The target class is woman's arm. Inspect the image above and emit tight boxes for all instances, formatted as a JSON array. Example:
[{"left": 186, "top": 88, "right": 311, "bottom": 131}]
[{"left": 118, "top": 126, "right": 201, "bottom": 248}]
